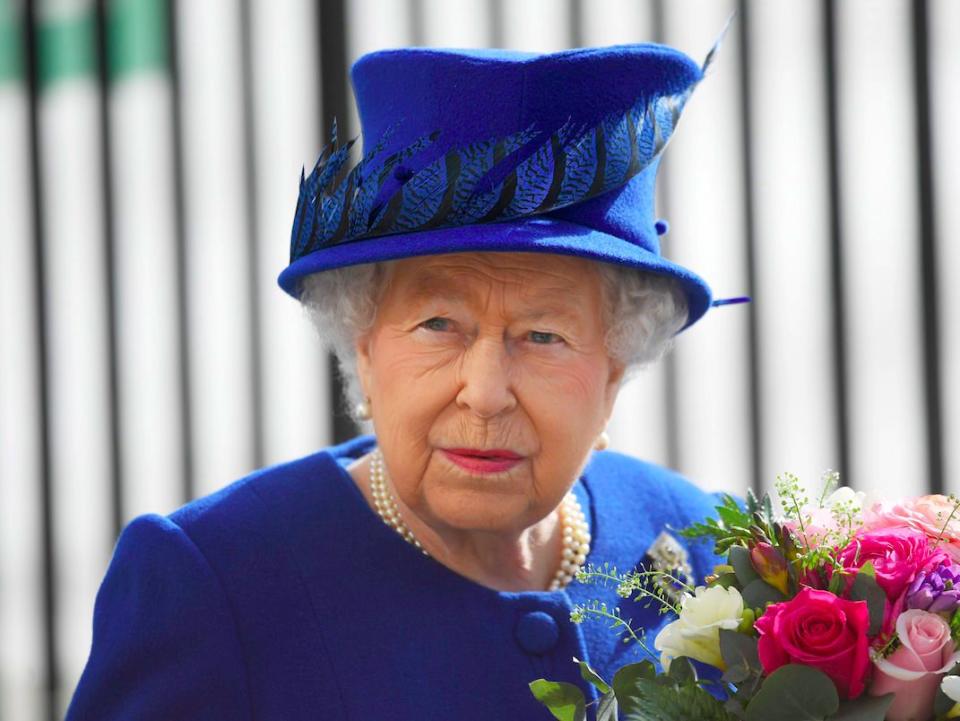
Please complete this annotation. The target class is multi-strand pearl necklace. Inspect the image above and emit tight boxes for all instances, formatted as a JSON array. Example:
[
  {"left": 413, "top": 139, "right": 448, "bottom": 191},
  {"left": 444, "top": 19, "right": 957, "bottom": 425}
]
[{"left": 368, "top": 447, "right": 591, "bottom": 591}]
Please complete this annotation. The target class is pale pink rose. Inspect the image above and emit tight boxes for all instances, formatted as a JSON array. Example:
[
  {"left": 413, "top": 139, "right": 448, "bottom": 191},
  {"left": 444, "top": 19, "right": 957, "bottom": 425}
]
[
  {"left": 782, "top": 507, "right": 837, "bottom": 547},
  {"left": 864, "top": 495, "right": 960, "bottom": 563},
  {"left": 781, "top": 487, "right": 867, "bottom": 548},
  {"left": 870, "top": 610, "right": 960, "bottom": 721}
]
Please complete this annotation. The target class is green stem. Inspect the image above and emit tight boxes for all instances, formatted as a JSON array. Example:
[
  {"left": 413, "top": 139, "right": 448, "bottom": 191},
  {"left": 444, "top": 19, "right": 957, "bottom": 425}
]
[{"left": 934, "top": 498, "right": 960, "bottom": 549}]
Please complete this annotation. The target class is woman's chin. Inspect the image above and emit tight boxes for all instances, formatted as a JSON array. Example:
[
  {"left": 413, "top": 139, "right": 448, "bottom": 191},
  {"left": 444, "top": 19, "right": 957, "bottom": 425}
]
[{"left": 421, "top": 488, "right": 534, "bottom": 534}]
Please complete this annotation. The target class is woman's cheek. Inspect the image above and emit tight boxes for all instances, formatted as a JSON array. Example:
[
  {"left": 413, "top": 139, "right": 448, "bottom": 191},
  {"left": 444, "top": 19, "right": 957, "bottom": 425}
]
[{"left": 524, "top": 352, "right": 609, "bottom": 404}]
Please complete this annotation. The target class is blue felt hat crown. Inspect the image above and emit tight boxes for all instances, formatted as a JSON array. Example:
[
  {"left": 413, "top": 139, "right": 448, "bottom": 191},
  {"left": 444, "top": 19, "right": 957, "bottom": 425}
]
[{"left": 278, "top": 30, "right": 741, "bottom": 332}]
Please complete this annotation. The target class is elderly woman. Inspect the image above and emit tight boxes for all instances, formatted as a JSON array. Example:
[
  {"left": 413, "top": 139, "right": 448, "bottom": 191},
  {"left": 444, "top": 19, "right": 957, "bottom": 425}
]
[{"left": 67, "top": 37, "right": 742, "bottom": 721}]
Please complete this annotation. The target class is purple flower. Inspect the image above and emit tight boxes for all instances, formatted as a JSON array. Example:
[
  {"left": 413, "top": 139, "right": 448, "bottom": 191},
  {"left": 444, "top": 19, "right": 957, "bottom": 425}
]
[{"left": 905, "top": 560, "right": 960, "bottom": 613}]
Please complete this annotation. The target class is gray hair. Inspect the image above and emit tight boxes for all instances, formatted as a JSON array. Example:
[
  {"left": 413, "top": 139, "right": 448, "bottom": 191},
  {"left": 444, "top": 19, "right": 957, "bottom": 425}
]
[{"left": 299, "top": 257, "right": 688, "bottom": 423}]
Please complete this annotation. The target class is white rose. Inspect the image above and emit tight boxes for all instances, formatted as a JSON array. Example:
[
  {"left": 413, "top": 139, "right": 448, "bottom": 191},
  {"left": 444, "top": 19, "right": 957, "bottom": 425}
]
[{"left": 653, "top": 585, "right": 744, "bottom": 671}]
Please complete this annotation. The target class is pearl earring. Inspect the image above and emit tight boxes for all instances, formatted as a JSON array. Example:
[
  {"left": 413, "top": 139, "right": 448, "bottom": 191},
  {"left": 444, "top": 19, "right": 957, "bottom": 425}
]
[
  {"left": 355, "top": 398, "right": 372, "bottom": 421},
  {"left": 594, "top": 430, "right": 610, "bottom": 451}
]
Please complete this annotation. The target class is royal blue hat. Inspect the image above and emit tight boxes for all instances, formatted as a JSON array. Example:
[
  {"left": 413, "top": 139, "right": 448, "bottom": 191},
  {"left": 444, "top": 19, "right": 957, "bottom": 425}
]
[{"left": 278, "top": 28, "right": 745, "bottom": 333}]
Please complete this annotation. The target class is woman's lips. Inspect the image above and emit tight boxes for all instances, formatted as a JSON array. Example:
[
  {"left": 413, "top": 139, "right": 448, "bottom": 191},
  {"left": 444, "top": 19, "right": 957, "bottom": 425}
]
[{"left": 441, "top": 448, "right": 523, "bottom": 474}]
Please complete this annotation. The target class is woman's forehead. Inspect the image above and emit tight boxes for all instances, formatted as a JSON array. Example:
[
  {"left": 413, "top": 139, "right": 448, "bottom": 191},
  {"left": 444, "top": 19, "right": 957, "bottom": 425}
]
[{"left": 389, "top": 252, "right": 600, "bottom": 299}]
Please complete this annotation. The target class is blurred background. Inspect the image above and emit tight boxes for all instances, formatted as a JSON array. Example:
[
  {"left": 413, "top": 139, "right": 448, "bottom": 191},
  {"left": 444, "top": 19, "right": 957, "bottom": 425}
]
[{"left": 1, "top": 0, "right": 958, "bottom": 718}]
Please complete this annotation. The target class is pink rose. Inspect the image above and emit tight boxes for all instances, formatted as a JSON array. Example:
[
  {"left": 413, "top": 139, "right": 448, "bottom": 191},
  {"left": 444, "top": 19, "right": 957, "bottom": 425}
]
[
  {"left": 870, "top": 610, "right": 960, "bottom": 721},
  {"left": 864, "top": 495, "right": 960, "bottom": 563},
  {"left": 755, "top": 588, "right": 871, "bottom": 699},
  {"left": 837, "top": 528, "right": 948, "bottom": 602},
  {"left": 782, "top": 507, "right": 838, "bottom": 547}
]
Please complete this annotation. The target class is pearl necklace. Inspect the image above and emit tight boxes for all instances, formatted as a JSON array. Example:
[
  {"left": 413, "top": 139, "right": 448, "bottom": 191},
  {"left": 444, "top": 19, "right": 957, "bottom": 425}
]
[{"left": 368, "top": 447, "right": 591, "bottom": 591}]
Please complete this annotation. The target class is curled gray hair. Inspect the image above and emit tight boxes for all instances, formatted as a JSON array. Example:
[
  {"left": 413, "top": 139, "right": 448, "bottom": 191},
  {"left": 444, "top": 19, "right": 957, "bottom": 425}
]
[{"left": 299, "top": 258, "right": 688, "bottom": 423}]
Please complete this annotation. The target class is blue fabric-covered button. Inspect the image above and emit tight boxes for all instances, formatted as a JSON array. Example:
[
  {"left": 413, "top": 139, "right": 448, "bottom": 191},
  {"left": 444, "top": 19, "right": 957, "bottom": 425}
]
[{"left": 514, "top": 611, "right": 560, "bottom": 655}]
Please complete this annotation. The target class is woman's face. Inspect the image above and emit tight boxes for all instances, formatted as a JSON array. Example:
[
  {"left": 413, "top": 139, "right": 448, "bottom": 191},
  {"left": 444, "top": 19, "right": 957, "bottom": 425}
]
[{"left": 355, "top": 251, "right": 624, "bottom": 536}]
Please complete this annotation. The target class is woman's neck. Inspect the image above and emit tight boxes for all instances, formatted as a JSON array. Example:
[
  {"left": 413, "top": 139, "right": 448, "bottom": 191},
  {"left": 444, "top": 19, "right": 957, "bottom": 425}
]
[{"left": 347, "top": 453, "right": 564, "bottom": 592}]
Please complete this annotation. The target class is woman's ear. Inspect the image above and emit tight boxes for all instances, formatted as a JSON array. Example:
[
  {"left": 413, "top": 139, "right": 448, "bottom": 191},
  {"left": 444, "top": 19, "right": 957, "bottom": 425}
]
[{"left": 355, "top": 332, "right": 373, "bottom": 399}]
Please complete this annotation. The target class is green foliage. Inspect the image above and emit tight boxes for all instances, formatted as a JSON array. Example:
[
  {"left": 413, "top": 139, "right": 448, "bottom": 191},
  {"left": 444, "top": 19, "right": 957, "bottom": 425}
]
[
  {"left": 571, "top": 561, "right": 695, "bottom": 657},
  {"left": 569, "top": 597, "right": 655, "bottom": 659},
  {"left": 935, "top": 670, "right": 959, "bottom": 716},
  {"left": 611, "top": 660, "right": 656, "bottom": 699},
  {"left": 740, "top": 578, "right": 787, "bottom": 609},
  {"left": 616, "top": 676, "right": 738, "bottom": 721},
  {"left": 575, "top": 657, "right": 611, "bottom": 695},
  {"left": 729, "top": 546, "right": 760, "bottom": 586},
  {"left": 596, "top": 691, "right": 618, "bottom": 721},
  {"left": 533, "top": 657, "right": 737, "bottom": 721},
  {"left": 665, "top": 656, "right": 698, "bottom": 684},
  {"left": 529, "top": 680, "right": 587, "bottom": 721},
  {"left": 678, "top": 492, "right": 763, "bottom": 555},
  {"left": 827, "top": 694, "right": 895, "bottom": 721},
  {"left": 744, "top": 665, "right": 839, "bottom": 721},
  {"left": 932, "top": 493, "right": 960, "bottom": 550},
  {"left": 576, "top": 561, "right": 688, "bottom": 616},
  {"left": 719, "top": 629, "right": 761, "bottom": 685},
  {"left": 848, "top": 564, "right": 885, "bottom": 637}
]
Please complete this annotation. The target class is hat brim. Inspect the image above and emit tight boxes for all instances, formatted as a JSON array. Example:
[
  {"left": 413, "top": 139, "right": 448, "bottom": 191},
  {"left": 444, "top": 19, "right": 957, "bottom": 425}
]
[{"left": 277, "top": 217, "right": 712, "bottom": 334}]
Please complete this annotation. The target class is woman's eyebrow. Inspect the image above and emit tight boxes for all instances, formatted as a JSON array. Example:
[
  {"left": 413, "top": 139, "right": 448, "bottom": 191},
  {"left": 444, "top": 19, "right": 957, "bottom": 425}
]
[{"left": 515, "top": 305, "right": 583, "bottom": 324}]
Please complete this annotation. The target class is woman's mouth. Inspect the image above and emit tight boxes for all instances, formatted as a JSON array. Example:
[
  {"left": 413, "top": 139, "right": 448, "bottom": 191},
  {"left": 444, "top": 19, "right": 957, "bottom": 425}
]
[{"left": 441, "top": 448, "right": 524, "bottom": 474}]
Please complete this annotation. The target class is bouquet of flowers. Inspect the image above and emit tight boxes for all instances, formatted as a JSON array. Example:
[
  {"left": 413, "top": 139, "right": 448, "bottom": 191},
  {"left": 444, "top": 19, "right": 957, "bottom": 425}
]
[{"left": 531, "top": 472, "right": 960, "bottom": 721}]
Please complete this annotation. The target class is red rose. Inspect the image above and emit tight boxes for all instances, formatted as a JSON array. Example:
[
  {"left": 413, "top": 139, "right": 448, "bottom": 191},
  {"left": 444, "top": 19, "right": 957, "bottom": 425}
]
[{"left": 755, "top": 588, "right": 871, "bottom": 699}]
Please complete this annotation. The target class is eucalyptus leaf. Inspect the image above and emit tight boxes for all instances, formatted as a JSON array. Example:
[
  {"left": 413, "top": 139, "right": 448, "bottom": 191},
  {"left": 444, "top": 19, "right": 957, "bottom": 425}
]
[
  {"left": 573, "top": 657, "right": 611, "bottom": 695},
  {"left": 611, "top": 659, "right": 656, "bottom": 699},
  {"left": 711, "top": 572, "right": 740, "bottom": 589},
  {"left": 722, "top": 666, "right": 751, "bottom": 685},
  {"left": 725, "top": 695, "right": 746, "bottom": 719},
  {"left": 730, "top": 546, "right": 760, "bottom": 586},
  {"left": 596, "top": 691, "right": 618, "bottom": 721},
  {"left": 826, "top": 693, "right": 894, "bottom": 721},
  {"left": 741, "top": 578, "right": 787, "bottom": 609},
  {"left": 848, "top": 572, "right": 885, "bottom": 637},
  {"left": 529, "top": 679, "right": 587, "bottom": 721},
  {"left": 719, "top": 629, "right": 761, "bottom": 684},
  {"left": 744, "top": 664, "right": 839, "bottom": 721}
]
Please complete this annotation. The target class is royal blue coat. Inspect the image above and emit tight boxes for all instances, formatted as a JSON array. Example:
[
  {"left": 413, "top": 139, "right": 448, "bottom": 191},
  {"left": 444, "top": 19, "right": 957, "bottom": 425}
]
[{"left": 65, "top": 434, "right": 729, "bottom": 720}]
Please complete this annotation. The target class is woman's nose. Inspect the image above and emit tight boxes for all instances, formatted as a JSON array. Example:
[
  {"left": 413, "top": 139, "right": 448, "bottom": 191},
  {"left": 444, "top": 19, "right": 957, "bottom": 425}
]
[{"left": 454, "top": 336, "right": 517, "bottom": 418}]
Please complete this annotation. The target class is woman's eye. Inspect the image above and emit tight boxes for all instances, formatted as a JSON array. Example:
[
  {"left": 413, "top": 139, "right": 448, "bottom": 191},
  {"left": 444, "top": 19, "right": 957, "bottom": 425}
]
[
  {"left": 420, "top": 317, "right": 452, "bottom": 332},
  {"left": 528, "top": 330, "right": 563, "bottom": 345}
]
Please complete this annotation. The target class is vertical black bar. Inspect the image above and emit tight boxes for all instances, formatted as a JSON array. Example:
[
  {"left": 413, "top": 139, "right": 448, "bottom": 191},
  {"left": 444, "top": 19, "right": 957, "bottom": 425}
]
[
  {"left": 409, "top": 0, "right": 425, "bottom": 46},
  {"left": 823, "top": 0, "right": 851, "bottom": 487},
  {"left": 166, "top": 0, "right": 196, "bottom": 502},
  {"left": 23, "top": 0, "right": 61, "bottom": 717},
  {"left": 238, "top": 0, "right": 265, "bottom": 469},
  {"left": 490, "top": 0, "right": 504, "bottom": 48},
  {"left": 93, "top": 0, "right": 124, "bottom": 540},
  {"left": 736, "top": 0, "right": 763, "bottom": 497},
  {"left": 911, "top": 0, "right": 943, "bottom": 495},
  {"left": 651, "top": 0, "right": 681, "bottom": 472},
  {"left": 569, "top": 0, "right": 583, "bottom": 48},
  {"left": 317, "top": 0, "right": 359, "bottom": 444}
]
